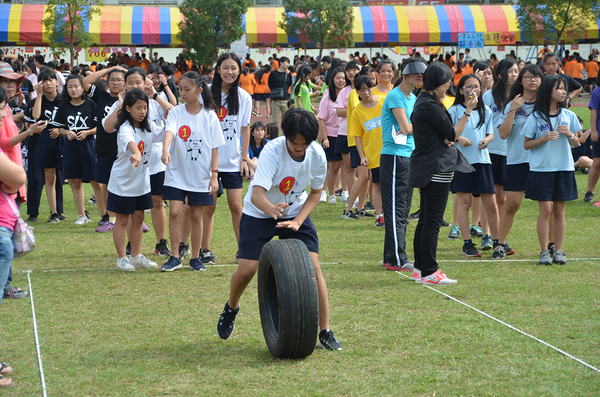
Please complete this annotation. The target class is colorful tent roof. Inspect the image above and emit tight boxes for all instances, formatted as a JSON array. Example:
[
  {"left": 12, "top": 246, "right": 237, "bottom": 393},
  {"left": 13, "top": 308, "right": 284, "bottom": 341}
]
[{"left": 1, "top": 4, "right": 600, "bottom": 47}]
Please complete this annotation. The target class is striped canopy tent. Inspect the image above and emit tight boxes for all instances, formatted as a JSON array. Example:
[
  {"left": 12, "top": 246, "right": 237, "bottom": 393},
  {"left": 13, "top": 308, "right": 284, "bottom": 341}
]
[{"left": 1, "top": 4, "right": 600, "bottom": 47}]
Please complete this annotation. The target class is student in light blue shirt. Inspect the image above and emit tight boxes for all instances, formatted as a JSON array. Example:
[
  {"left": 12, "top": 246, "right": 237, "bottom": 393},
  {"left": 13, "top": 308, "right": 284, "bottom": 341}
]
[{"left": 521, "top": 74, "right": 581, "bottom": 266}]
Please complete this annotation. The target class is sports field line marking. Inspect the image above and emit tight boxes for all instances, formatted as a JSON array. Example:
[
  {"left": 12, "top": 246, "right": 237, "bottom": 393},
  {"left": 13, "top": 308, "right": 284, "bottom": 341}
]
[
  {"left": 395, "top": 271, "right": 600, "bottom": 374},
  {"left": 24, "top": 271, "right": 49, "bottom": 397}
]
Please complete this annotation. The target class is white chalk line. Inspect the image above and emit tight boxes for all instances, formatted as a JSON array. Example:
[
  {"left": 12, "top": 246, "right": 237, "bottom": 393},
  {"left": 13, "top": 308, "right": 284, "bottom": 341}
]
[
  {"left": 395, "top": 271, "right": 600, "bottom": 374},
  {"left": 24, "top": 271, "right": 49, "bottom": 396}
]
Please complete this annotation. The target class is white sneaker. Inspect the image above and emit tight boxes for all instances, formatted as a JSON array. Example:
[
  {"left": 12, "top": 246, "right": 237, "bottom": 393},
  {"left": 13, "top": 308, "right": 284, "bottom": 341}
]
[
  {"left": 353, "top": 198, "right": 359, "bottom": 209},
  {"left": 420, "top": 269, "right": 457, "bottom": 285},
  {"left": 129, "top": 254, "right": 158, "bottom": 269},
  {"left": 328, "top": 195, "right": 337, "bottom": 204},
  {"left": 319, "top": 191, "right": 327, "bottom": 203},
  {"left": 341, "top": 192, "right": 349, "bottom": 203},
  {"left": 74, "top": 215, "right": 90, "bottom": 225},
  {"left": 116, "top": 257, "right": 135, "bottom": 272}
]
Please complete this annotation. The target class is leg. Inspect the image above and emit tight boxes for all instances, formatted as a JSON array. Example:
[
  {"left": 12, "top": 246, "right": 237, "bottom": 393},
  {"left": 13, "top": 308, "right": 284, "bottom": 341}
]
[
  {"left": 202, "top": 204, "right": 215, "bottom": 251},
  {"left": 26, "top": 148, "right": 44, "bottom": 218},
  {"left": 151, "top": 195, "right": 167, "bottom": 243},
  {"left": 90, "top": 181, "right": 105, "bottom": 217},
  {"left": 310, "top": 252, "right": 330, "bottom": 331},
  {"left": 456, "top": 193, "right": 472, "bottom": 241},
  {"left": 55, "top": 167, "right": 64, "bottom": 215},
  {"left": 129, "top": 210, "right": 145, "bottom": 257},
  {"left": 226, "top": 188, "right": 243, "bottom": 245},
  {"left": 371, "top": 182, "right": 382, "bottom": 216},
  {"left": 44, "top": 168, "right": 57, "bottom": 214},
  {"left": 228, "top": 259, "right": 260, "bottom": 309},
  {"left": 266, "top": 98, "right": 271, "bottom": 115},
  {"left": 326, "top": 161, "right": 341, "bottom": 197},
  {"left": 344, "top": 166, "right": 368, "bottom": 212},
  {"left": 68, "top": 179, "right": 85, "bottom": 216},
  {"left": 417, "top": 182, "right": 450, "bottom": 277},
  {"left": 480, "top": 194, "right": 500, "bottom": 239},
  {"left": 470, "top": 196, "right": 480, "bottom": 228},
  {"left": 168, "top": 200, "right": 184, "bottom": 258},
  {"left": 113, "top": 213, "right": 130, "bottom": 258},
  {"left": 340, "top": 153, "right": 355, "bottom": 196},
  {"left": 180, "top": 203, "right": 191, "bottom": 245},
  {"left": 587, "top": 157, "right": 600, "bottom": 192},
  {"left": 498, "top": 191, "right": 524, "bottom": 244},
  {"left": 495, "top": 184, "right": 506, "bottom": 216},
  {"left": 536, "top": 201, "right": 553, "bottom": 251},
  {"left": 189, "top": 205, "right": 204, "bottom": 258},
  {"left": 452, "top": 195, "right": 458, "bottom": 225},
  {"left": 552, "top": 201, "right": 566, "bottom": 250}
]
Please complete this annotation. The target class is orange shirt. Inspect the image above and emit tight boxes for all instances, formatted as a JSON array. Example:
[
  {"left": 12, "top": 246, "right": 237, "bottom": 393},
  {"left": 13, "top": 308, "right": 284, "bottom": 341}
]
[
  {"left": 254, "top": 73, "right": 270, "bottom": 94},
  {"left": 443, "top": 59, "right": 454, "bottom": 69},
  {"left": 173, "top": 71, "right": 182, "bottom": 83},
  {"left": 453, "top": 69, "right": 466, "bottom": 86},
  {"left": 90, "top": 65, "right": 96, "bottom": 72},
  {"left": 141, "top": 59, "right": 151, "bottom": 71},
  {"left": 464, "top": 65, "right": 473, "bottom": 75},
  {"left": 243, "top": 59, "right": 256, "bottom": 69},
  {"left": 563, "top": 60, "right": 575, "bottom": 76},
  {"left": 271, "top": 60, "right": 279, "bottom": 70},
  {"left": 586, "top": 61, "right": 599, "bottom": 79},
  {"left": 239, "top": 74, "right": 256, "bottom": 95}
]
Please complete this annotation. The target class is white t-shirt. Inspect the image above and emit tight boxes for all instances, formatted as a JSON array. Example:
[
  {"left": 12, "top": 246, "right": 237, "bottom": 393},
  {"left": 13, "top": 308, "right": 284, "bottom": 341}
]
[
  {"left": 243, "top": 137, "right": 327, "bottom": 219},
  {"left": 164, "top": 104, "right": 226, "bottom": 193},
  {"left": 208, "top": 88, "right": 252, "bottom": 172},
  {"left": 107, "top": 120, "right": 163, "bottom": 197},
  {"left": 103, "top": 97, "right": 166, "bottom": 175}
]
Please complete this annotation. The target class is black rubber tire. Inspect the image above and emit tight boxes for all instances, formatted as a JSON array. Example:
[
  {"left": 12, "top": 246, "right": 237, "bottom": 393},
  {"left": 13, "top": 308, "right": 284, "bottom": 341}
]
[{"left": 257, "top": 239, "right": 319, "bottom": 359}]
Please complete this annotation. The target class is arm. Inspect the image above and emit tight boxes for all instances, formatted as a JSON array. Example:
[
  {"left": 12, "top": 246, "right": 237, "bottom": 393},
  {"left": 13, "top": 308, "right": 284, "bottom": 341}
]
[
  {"left": 251, "top": 186, "right": 290, "bottom": 220},
  {"left": 103, "top": 91, "right": 125, "bottom": 133},
  {"left": 391, "top": 107, "right": 413, "bottom": 135},
  {"left": 524, "top": 132, "right": 557, "bottom": 150},
  {"left": 317, "top": 118, "right": 329, "bottom": 148},
  {"left": 32, "top": 88, "right": 43, "bottom": 120},
  {"left": 76, "top": 127, "right": 96, "bottom": 141},
  {"left": 11, "top": 112, "right": 24, "bottom": 124},
  {"left": 82, "top": 66, "right": 118, "bottom": 91},
  {"left": 452, "top": 97, "right": 477, "bottom": 141},
  {"left": 355, "top": 136, "right": 369, "bottom": 167},
  {"left": 499, "top": 95, "right": 523, "bottom": 139},
  {"left": 161, "top": 130, "right": 174, "bottom": 165},
  {"left": 0, "top": 152, "right": 26, "bottom": 194},
  {"left": 160, "top": 75, "right": 178, "bottom": 106},
  {"left": 557, "top": 125, "right": 581, "bottom": 148},
  {"left": 591, "top": 109, "right": 599, "bottom": 143},
  {"left": 127, "top": 141, "right": 142, "bottom": 167},
  {"left": 58, "top": 127, "right": 78, "bottom": 141},
  {"left": 336, "top": 107, "right": 347, "bottom": 117},
  {"left": 209, "top": 147, "right": 219, "bottom": 195},
  {"left": 240, "top": 125, "right": 251, "bottom": 178}
]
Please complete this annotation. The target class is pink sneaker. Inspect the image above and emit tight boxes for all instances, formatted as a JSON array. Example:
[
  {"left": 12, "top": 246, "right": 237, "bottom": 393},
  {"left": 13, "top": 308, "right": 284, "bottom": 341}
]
[
  {"left": 411, "top": 268, "right": 421, "bottom": 282},
  {"left": 594, "top": 200, "right": 600, "bottom": 207},
  {"left": 420, "top": 270, "right": 457, "bottom": 285},
  {"left": 95, "top": 221, "right": 114, "bottom": 233},
  {"left": 142, "top": 222, "right": 150, "bottom": 232}
]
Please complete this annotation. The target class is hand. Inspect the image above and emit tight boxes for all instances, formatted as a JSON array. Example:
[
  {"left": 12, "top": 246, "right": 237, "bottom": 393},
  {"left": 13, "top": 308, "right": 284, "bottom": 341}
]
[
  {"left": 118, "top": 90, "right": 126, "bottom": 104},
  {"left": 112, "top": 65, "right": 127, "bottom": 73},
  {"left": 466, "top": 94, "right": 478, "bottom": 111},
  {"left": 49, "top": 128, "right": 60, "bottom": 139},
  {"left": 321, "top": 137, "right": 329, "bottom": 149},
  {"left": 591, "top": 129, "right": 599, "bottom": 143},
  {"left": 67, "top": 130, "right": 77, "bottom": 141},
  {"left": 544, "top": 131, "right": 559, "bottom": 141},
  {"left": 478, "top": 139, "right": 489, "bottom": 149},
  {"left": 556, "top": 125, "right": 571, "bottom": 136},
  {"left": 269, "top": 203, "right": 289, "bottom": 220},
  {"left": 36, "top": 85, "right": 43, "bottom": 96},
  {"left": 240, "top": 160, "right": 250, "bottom": 179},
  {"left": 161, "top": 151, "right": 171, "bottom": 165},
  {"left": 276, "top": 219, "right": 301, "bottom": 231},
  {"left": 510, "top": 94, "right": 524, "bottom": 111},
  {"left": 458, "top": 137, "right": 473, "bottom": 147},
  {"left": 76, "top": 130, "right": 88, "bottom": 141},
  {"left": 443, "top": 138, "right": 454, "bottom": 147},
  {"left": 159, "top": 74, "right": 168, "bottom": 86},
  {"left": 130, "top": 152, "right": 142, "bottom": 167},
  {"left": 209, "top": 174, "right": 219, "bottom": 195},
  {"left": 360, "top": 157, "right": 369, "bottom": 167},
  {"left": 145, "top": 78, "right": 156, "bottom": 96},
  {"left": 163, "top": 102, "right": 174, "bottom": 118},
  {"left": 474, "top": 69, "right": 485, "bottom": 81},
  {"left": 29, "top": 120, "right": 47, "bottom": 134}
]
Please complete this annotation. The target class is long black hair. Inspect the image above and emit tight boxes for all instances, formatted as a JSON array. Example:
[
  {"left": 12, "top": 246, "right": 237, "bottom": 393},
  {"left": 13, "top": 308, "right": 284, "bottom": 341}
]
[
  {"left": 115, "top": 88, "right": 150, "bottom": 132},
  {"left": 212, "top": 52, "right": 242, "bottom": 115},
  {"left": 533, "top": 74, "right": 567, "bottom": 131},
  {"left": 254, "top": 64, "right": 272, "bottom": 85},
  {"left": 250, "top": 121, "right": 267, "bottom": 156},
  {"left": 491, "top": 58, "right": 518, "bottom": 112},
  {"left": 147, "top": 64, "right": 166, "bottom": 92},
  {"left": 294, "top": 65, "right": 313, "bottom": 97},
  {"left": 179, "top": 71, "right": 216, "bottom": 111},
  {"left": 345, "top": 60, "right": 361, "bottom": 87},
  {"left": 324, "top": 57, "right": 343, "bottom": 88},
  {"left": 327, "top": 66, "right": 346, "bottom": 102},
  {"left": 124, "top": 67, "right": 146, "bottom": 84},
  {"left": 507, "top": 64, "right": 544, "bottom": 105},
  {"left": 453, "top": 74, "right": 486, "bottom": 129},
  {"left": 422, "top": 62, "right": 453, "bottom": 107},
  {"left": 61, "top": 74, "right": 87, "bottom": 103}
]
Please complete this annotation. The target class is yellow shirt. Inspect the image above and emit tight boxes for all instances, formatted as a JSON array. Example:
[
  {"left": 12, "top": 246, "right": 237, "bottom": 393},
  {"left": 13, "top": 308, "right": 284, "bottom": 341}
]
[
  {"left": 349, "top": 95, "right": 385, "bottom": 169},
  {"left": 441, "top": 95, "right": 455, "bottom": 109},
  {"left": 348, "top": 87, "right": 390, "bottom": 147}
]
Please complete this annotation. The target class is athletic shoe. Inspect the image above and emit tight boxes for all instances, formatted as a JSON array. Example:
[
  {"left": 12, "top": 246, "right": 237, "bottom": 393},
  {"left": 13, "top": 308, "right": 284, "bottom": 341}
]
[
  {"left": 384, "top": 261, "right": 414, "bottom": 272},
  {"left": 3, "top": 287, "right": 28, "bottom": 299},
  {"left": 116, "top": 257, "right": 135, "bottom": 272},
  {"left": 84, "top": 210, "right": 92, "bottom": 221},
  {"left": 583, "top": 191, "right": 594, "bottom": 202},
  {"left": 58, "top": 213, "right": 66, "bottom": 221},
  {"left": 448, "top": 225, "right": 460, "bottom": 240},
  {"left": 411, "top": 268, "right": 421, "bottom": 282},
  {"left": 319, "top": 191, "right": 327, "bottom": 203},
  {"left": 341, "top": 192, "right": 349, "bottom": 203},
  {"left": 217, "top": 301, "right": 239, "bottom": 340},
  {"left": 335, "top": 189, "right": 342, "bottom": 197},
  {"left": 594, "top": 200, "right": 600, "bottom": 207},
  {"left": 470, "top": 224, "right": 483, "bottom": 238},
  {"left": 95, "top": 221, "right": 114, "bottom": 233},
  {"left": 548, "top": 243, "right": 555, "bottom": 256},
  {"left": 98, "top": 213, "right": 109, "bottom": 226},
  {"left": 441, "top": 219, "right": 450, "bottom": 227},
  {"left": 552, "top": 249, "right": 567, "bottom": 265},
  {"left": 420, "top": 270, "right": 457, "bottom": 285},
  {"left": 539, "top": 250, "right": 552, "bottom": 265},
  {"left": 126, "top": 241, "right": 131, "bottom": 256},
  {"left": 266, "top": 114, "right": 271, "bottom": 118},
  {"left": 341, "top": 210, "right": 358, "bottom": 220},
  {"left": 47, "top": 213, "right": 60, "bottom": 224},
  {"left": 481, "top": 234, "right": 493, "bottom": 250},
  {"left": 88, "top": 195, "right": 96, "bottom": 205},
  {"left": 318, "top": 329, "right": 342, "bottom": 351},
  {"left": 160, "top": 256, "right": 183, "bottom": 271},
  {"left": 154, "top": 239, "right": 171, "bottom": 256},
  {"left": 352, "top": 198, "right": 359, "bottom": 209},
  {"left": 375, "top": 215, "right": 385, "bottom": 228},
  {"left": 74, "top": 215, "right": 90, "bottom": 225},
  {"left": 142, "top": 222, "right": 150, "bottom": 233},
  {"left": 327, "top": 195, "right": 337, "bottom": 204},
  {"left": 462, "top": 241, "right": 481, "bottom": 257},
  {"left": 504, "top": 240, "right": 515, "bottom": 255},
  {"left": 235, "top": 251, "right": 240, "bottom": 264},
  {"left": 189, "top": 257, "right": 206, "bottom": 271},
  {"left": 252, "top": 110, "right": 258, "bottom": 116},
  {"left": 26, "top": 215, "right": 37, "bottom": 222},
  {"left": 129, "top": 254, "right": 158, "bottom": 269},
  {"left": 408, "top": 209, "right": 420, "bottom": 220},
  {"left": 201, "top": 249, "right": 216, "bottom": 265},
  {"left": 492, "top": 243, "right": 505, "bottom": 259},
  {"left": 356, "top": 209, "right": 375, "bottom": 218},
  {"left": 179, "top": 242, "right": 191, "bottom": 258},
  {"left": 364, "top": 201, "right": 375, "bottom": 211}
]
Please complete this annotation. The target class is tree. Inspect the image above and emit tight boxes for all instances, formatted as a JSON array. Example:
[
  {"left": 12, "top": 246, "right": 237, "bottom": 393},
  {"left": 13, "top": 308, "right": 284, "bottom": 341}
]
[
  {"left": 42, "top": 0, "right": 102, "bottom": 66},
  {"left": 516, "top": 0, "right": 600, "bottom": 53},
  {"left": 280, "top": 0, "right": 354, "bottom": 62},
  {"left": 178, "top": 0, "right": 249, "bottom": 68}
]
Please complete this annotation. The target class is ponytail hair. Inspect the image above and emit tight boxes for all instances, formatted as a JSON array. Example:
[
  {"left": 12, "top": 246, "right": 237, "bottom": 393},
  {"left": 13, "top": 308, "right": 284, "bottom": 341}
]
[
  {"left": 212, "top": 52, "right": 242, "bottom": 115},
  {"left": 491, "top": 58, "right": 518, "bottom": 111},
  {"left": 180, "top": 71, "right": 216, "bottom": 111}
]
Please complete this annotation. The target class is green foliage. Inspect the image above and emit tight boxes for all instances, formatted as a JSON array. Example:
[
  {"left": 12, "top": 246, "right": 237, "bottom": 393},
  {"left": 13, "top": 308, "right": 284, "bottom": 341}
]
[
  {"left": 280, "top": 0, "right": 354, "bottom": 60},
  {"left": 178, "top": 0, "right": 249, "bottom": 68},
  {"left": 42, "top": 0, "right": 102, "bottom": 65},
  {"left": 516, "top": 0, "right": 600, "bottom": 51}
]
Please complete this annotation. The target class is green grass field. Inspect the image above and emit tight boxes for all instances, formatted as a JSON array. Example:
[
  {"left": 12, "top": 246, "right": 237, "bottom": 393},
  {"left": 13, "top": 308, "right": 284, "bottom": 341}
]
[{"left": 2, "top": 106, "right": 599, "bottom": 396}]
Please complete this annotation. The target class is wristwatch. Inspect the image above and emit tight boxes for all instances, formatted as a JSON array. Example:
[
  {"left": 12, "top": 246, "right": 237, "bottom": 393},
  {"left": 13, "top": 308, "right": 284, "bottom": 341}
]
[{"left": 570, "top": 133, "right": 578, "bottom": 140}]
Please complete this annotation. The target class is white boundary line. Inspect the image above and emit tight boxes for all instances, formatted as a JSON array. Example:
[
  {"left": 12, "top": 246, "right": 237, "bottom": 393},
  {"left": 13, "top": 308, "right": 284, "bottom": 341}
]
[
  {"left": 394, "top": 271, "right": 600, "bottom": 374},
  {"left": 24, "top": 270, "right": 49, "bottom": 397}
]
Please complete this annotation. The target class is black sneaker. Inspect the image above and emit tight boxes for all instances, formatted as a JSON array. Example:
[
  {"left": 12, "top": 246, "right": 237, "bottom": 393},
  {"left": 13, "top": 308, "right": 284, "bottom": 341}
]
[
  {"left": 179, "top": 242, "right": 191, "bottom": 258},
  {"left": 47, "top": 213, "right": 60, "bottom": 224},
  {"left": 341, "top": 210, "right": 358, "bottom": 220},
  {"left": 462, "top": 241, "right": 481, "bottom": 257},
  {"left": 88, "top": 195, "right": 96, "bottom": 205},
  {"left": 98, "top": 213, "right": 109, "bottom": 226},
  {"left": 440, "top": 219, "right": 450, "bottom": 227},
  {"left": 58, "top": 213, "right": 67, "bottom": 221},
  {"left": 334, "top": 189, "right": 342, "bottom": 197},
  {"left": 318, "top": 329, "right": 342, "bottom": 351},
  {"left": 235, "top": 251, "right": 240, "bottom": 264},
  {"left": 217, "top": 301, "right": 239, "bottom": 340},
  {"left": 126, "top": 241, "right": 131, "bottom": 256},
  {"left": 27, "top": 215, "right": 37, "bottom": 222},
  {"left": 583, "top": 191, "right": 594, "bottom": 202},
  {"left": 548, "top": 242, "right": 556, "bottom": 256},
  {"left": 364, "top": 201, "right": 375, "bottom": 211},
  {"left": 84, "top": 210, "right": 92, "bottom": 221},
  {"left": 492, "top": 243, "right": 505, "bottom": 259},
  {"left": 154, "top": 239, "right": 171, "bottom": 256},
  {"left": 355, "top": 209, "right": 375, "bottom": 218},
  {"left": 408, "top": 209, "right": 420, "bottom": 220},
  {"left": 201, "top": 249, "right": 216, "bottom": 265},
  {"left": 189, "top": 257, "right": 206, "bottom": 271}
]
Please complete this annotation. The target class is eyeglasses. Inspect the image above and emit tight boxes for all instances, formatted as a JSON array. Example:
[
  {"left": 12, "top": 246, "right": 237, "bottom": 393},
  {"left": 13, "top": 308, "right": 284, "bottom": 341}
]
[
  {"left": 522, "top": 75, "right": 541, "bottom": 81},
  {"left": 108, "top": 79, "right": 124, "bottom": 83},
  {"left": 463, "top": 85, "right": 480, "bottom": 91}
]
